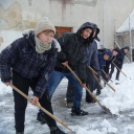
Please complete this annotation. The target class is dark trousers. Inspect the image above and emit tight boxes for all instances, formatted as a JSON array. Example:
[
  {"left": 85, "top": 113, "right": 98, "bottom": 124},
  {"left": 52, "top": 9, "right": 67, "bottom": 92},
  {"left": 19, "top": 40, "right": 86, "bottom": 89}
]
[
  {"left": 12, "top": 71, "right": 56, "bottom": 132},
  {"left": 110, "top": 64, "right": 120, "bottom": 80},
  {"left": 66, "top": 81, "right": 75, "bottom": 103},
  {"left": 93, "top": 74, "right": 101, "bottom": 90},
  {"left": 86, "top": 68, "right": 95, "bottom": 102}
]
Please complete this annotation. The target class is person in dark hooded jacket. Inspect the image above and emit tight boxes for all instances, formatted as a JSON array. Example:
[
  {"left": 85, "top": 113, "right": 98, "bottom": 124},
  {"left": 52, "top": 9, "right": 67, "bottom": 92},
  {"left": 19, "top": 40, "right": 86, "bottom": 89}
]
[
  {"left": 94, "top": 49, "right": 113, "bottom": 95},
  {"left": 66, "top": 23, "right": 100, "bottom": 105},
  {"left": 85, "top": 23, "right": 100, "bottom": 103},
  {"left": 47, "top": 22, "right": 94, "bottom": 116},
  {"left": 109, "top": 46, "right": 129, "bottom": 81},
  {"left": 0, "top": 18, "right": 66, "bottom": 134},
  {"left": 98, "top": 47, "right": 119, "bottom": 80}
]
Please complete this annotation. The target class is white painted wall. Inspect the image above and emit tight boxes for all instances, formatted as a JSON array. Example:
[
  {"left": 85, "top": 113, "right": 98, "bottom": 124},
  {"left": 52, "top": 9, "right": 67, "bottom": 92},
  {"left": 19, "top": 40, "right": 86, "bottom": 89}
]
[{"left": 0, "top": 0, "right": 134, "bottom": 51}]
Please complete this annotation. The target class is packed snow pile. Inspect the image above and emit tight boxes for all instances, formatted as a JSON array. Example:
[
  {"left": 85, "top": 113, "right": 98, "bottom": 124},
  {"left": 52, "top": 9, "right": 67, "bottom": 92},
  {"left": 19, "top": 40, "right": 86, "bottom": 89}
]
[
  {"left": 70, "top": 120, "right": 118, "bottom": 134},
  {"left": 99, "top": 63, "right": 134, "bottom": 114}
]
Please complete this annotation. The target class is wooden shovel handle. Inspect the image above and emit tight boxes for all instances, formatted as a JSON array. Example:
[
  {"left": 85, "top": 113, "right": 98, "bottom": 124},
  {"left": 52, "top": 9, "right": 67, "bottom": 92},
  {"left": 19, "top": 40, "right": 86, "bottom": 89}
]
[
  {"left": 100, "top": 76, "right": 115, "bottom": 92},
  {"left": 66, "top": 65, "right": 103, "bottom": 107},
  {"left": 92, "top": 72, "right": 103, "bottom": 89},
  {"left": 89, "top": 66, "right": 115, "bottom": 92},
  {"left": 101, "top": 69, "right": 113, "bottom": 83},
  {"left": 112, "top": 62, "right": 127, "bottom": 77}
]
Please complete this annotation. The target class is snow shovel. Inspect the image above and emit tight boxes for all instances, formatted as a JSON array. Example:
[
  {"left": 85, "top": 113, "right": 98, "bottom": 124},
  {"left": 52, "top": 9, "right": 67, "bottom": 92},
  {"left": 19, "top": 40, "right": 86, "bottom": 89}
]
[
  {"left": 100, "top": 76, "right": 115, "bottom": 92},
  {"left": 112, "top": 62, "right": 127, "bottom": 77},
  {"left": 92, "top": 72, "right": 103, "bottom": 89},
  {"left": 66, "top": 65, "right": 111, "bottom": 114},
  {"left": 89, "top": 66, "right": 116, "bottom": 92},
  {"left": 88, "top": 66, "right": 103, "bottom": 89},
  {"left": 101, "top": 69, "right": 113, "bottom": 83},
  {"left": 9, "top": 84, "right": 76, "bottom": 134}
]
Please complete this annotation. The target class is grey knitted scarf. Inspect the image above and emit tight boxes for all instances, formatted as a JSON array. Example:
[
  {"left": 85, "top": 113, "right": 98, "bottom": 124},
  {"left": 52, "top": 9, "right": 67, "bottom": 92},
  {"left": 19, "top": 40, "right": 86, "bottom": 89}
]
[{"left": 35, "top": 36, "right": 52, "bottom": 53}]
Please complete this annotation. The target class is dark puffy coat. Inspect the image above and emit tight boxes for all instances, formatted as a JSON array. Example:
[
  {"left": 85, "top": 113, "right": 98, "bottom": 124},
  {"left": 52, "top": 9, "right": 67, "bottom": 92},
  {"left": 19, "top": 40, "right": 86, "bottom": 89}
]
[
  {"left": 0, "top": 31, "right": 58, "bottom": 98},
  {"left": 114, "top": 46, "right": 129, "bottom": 69},
  {"left": 86, "top": 23, "right": 100, "bottom": 72},
  {"left": 98, "top": 50, "right": 113, "bottom": 75},
  {"left": 86, "top": 40, "right": 100, "bottom": 71},
  {"left": 98, "top": 48, "right": 115, "bottom": 74},
  {"left": 105, "top": 56, "right": 116, "bottom": 73},
  {"left": 55, "top": 22, "right": 94, "bottom": 83}
]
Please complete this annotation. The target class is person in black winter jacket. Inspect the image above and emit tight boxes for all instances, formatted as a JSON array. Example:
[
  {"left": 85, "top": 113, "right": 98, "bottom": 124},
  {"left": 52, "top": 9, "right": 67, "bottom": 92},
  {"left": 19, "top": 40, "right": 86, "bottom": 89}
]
[
  {"left": 0, "top": 18, "right": 66, "bottom": 134},
  {"left": 66, "top": 23, "right": 100, "bottom": 105},
  {"left": 47, "top": 22, "right": 94, "bottom": 116},
  {"left": 110, "top": 46, "right": 129, "bottom": 81}
]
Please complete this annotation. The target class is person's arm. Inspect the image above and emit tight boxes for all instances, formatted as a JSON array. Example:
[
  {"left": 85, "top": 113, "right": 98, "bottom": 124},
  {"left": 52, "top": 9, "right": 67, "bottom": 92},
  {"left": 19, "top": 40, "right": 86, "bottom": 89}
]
[
  {"left": 34, "top": 52, "right": 57, "bottom": 98},
  {"left": 57, "top": 33, "right": 70, "bottom": 63},
  {"left": 0, "top": 38, "right": 22, "bottom": 83},
  {"left": 114, "top": 55, "right": 124, "bottom": 69},
  {"left": 118, "top": 56, "right": 125, "bottom": 69},
  {"left": 91, "top": 46, "right": 100, "bottom": 73},
  {"left": 105, "top": 61, "right": 111, "bottom": 74}
]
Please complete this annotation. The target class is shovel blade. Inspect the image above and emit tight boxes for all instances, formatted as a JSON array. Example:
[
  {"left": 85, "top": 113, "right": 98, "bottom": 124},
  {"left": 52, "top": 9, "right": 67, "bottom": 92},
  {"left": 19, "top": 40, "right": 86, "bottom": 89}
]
[{"left": 102, "top": 106, "right": 112, "bottom": 114}]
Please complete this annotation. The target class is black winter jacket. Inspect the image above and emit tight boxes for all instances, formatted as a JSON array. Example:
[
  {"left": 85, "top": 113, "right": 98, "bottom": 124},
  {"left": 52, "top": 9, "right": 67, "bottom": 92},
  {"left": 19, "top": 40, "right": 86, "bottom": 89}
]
[{"left": 55, "top": 22, "right": 93, "bottom": 83}]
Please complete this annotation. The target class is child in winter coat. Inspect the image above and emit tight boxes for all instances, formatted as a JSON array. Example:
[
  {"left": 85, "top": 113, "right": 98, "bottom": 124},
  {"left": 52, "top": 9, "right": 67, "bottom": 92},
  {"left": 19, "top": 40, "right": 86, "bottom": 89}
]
[
  {"left": 98, "top": 47, "right": 119, "bottom": 80},
  {"left": 95, "top": 49, "right": 113, "bottom": 95},
  {"left": 110, "top": 46, "right": 129, "bottom": 81},
  {"left": 0, "top": 18, "right": 66, "bottom": 134}
]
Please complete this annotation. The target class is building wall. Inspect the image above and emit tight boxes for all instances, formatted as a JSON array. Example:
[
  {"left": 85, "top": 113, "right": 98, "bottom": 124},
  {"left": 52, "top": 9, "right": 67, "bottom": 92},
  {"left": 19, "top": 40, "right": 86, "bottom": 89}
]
[{"left": 0, "top": 0, "right": 134, "bottom": 51}]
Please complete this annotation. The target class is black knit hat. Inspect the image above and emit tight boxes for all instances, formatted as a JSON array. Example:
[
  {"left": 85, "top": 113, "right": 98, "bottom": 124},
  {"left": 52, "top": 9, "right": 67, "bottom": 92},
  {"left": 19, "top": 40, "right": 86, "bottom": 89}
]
[
  {"left": 124, "top": 46, "right": 130, "bottom": 51},
  {"left": 113, "top": 47, "right": 120, "bottom": 53}
]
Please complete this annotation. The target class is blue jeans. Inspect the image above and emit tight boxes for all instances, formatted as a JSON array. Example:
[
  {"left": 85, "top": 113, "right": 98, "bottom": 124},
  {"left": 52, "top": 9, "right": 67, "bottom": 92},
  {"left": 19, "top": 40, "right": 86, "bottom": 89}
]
[{"left": 48, "top": 70, "right": 83, "bottom": 109}]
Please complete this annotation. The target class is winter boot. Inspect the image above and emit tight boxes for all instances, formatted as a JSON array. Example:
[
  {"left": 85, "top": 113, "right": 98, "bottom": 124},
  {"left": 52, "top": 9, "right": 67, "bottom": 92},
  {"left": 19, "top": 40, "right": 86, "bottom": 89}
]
[
  {"left": 50, "top": 127, "right": 66, "bottom": 134},
  {"left": 96, "top": 89, "right": 101, "bottom": 95},
  {"left": 16, "top": 132, "right": 24, "bottom": 134},
  {"left": 115, "top": 82, "right": 120, "bottom": 85},
  {"left": 71, "top": 109, "right": 89, "bottom": 116},
  {"left": 37, "top": 112, "right": 46, "bottom": 124}
]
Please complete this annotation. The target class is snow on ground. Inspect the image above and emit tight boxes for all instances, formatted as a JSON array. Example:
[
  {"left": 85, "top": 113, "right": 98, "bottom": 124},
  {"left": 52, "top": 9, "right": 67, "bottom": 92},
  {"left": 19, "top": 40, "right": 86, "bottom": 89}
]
[
  {"left": 100, "top": 63, "right": 134, "bottom": 115},
  {"left": 0, "top": 63, "right": 134, "bottom": 134}
]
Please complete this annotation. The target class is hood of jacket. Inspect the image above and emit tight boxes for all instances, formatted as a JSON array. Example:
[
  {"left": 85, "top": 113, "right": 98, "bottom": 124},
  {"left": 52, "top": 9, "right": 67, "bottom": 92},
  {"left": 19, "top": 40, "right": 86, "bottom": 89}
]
[
  {"left": 76, "top": 22, "right": 94, "bottom": 45},
  {"left": 91, "top": 23, "right": 100, "bottom": 42},
  {"left": 99, "top": 49, "right": 113, "bottom": 61}
]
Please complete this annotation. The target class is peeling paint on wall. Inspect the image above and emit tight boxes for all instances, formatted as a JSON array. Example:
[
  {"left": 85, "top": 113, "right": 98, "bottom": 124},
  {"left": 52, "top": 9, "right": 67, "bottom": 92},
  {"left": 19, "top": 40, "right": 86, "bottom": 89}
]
[{"left": 0, "top": 2, "right": 22, "bottom": 28}]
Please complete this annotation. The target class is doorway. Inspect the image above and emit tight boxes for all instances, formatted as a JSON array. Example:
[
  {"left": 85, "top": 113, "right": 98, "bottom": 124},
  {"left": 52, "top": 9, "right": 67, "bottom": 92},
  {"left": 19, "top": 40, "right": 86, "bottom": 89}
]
[{"left": 55, "top": 27, "right": 72, "bottom": 39}]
